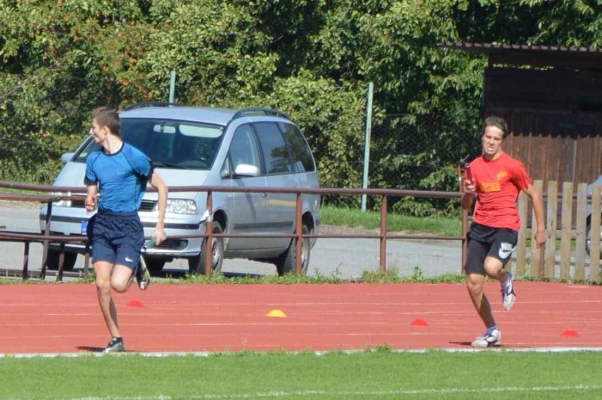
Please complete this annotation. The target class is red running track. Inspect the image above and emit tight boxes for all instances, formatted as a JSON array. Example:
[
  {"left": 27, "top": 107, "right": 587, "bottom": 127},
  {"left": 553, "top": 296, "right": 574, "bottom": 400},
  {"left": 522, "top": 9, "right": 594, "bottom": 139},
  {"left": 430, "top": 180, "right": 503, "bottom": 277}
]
[{"left": 0, "top": 282, "right": 601, "bottom": 354}]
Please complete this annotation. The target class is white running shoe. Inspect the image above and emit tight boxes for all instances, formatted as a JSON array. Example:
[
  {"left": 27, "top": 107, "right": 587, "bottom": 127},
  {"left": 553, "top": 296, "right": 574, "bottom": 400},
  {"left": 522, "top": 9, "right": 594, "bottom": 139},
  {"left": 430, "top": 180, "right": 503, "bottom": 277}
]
[
  {"left": 501, "top": 272, "right": 516, "bottom": 311},
  {"left": 471, "top": 328, "right": 502, "bottom": 348}
]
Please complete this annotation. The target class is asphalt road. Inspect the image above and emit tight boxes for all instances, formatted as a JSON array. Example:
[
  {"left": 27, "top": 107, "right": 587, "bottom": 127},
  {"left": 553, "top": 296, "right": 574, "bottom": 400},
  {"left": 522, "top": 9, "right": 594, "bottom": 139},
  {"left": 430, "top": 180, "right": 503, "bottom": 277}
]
[{"left": 0, "top": 201, "right": 463, "bottom": 280}]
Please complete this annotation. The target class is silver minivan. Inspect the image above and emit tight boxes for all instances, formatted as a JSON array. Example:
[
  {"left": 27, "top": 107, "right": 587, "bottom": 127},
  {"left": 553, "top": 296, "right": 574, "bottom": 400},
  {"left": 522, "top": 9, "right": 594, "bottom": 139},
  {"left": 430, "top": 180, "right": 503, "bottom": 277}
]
[{"left": 39, "top": 103, "right": 321, "bottom": 275}]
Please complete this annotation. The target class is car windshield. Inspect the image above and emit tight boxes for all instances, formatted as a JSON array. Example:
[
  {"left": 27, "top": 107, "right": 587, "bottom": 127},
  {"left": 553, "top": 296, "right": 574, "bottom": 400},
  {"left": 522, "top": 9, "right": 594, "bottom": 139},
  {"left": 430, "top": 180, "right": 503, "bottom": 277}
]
[{"left": 73, "top": 118, "right": 225, "bottom": 170}]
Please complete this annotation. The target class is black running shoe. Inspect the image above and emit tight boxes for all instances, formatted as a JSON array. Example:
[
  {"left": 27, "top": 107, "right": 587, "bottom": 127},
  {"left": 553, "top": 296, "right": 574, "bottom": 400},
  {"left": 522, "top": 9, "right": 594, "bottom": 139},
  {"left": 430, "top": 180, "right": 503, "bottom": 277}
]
[
  {"left": 103, "top": 337, "right": 125, "bottom": 353},
  {"left": 136, "top": 259, "right": 151, "bottom": 291}
]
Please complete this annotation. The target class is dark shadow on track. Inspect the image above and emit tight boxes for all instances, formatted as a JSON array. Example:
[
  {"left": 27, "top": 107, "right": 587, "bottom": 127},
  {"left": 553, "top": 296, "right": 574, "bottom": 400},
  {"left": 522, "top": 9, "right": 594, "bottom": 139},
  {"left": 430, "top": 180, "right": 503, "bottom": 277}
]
[
  {"left": 449, "top": 341, "right": 503, "bottom": 348},
  {"left": 156, "top": 268, "right": 264, "bottom": 279},
  {"left": 76, "top": 346, "right": 105, "bottom": 352}
]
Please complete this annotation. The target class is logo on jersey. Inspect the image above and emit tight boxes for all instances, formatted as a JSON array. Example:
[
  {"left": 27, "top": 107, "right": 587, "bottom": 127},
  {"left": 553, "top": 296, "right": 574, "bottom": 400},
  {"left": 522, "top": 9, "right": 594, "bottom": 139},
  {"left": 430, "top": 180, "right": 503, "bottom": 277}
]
[
  {"left": 498, "top": 242, "right": 515, "bottom": 260},
  {"left": 477, "top": 169, "right": 509, "bottom": 193},
  {"left": 478, "top": 182, "right": 501, "bottom": 192}
]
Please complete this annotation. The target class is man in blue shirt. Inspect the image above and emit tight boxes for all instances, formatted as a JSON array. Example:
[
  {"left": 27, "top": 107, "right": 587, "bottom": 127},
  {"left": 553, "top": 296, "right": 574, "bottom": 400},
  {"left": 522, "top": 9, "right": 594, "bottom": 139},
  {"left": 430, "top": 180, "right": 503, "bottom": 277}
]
[{"left": 85, "top": 107, "right": 168, "bottom": 353}]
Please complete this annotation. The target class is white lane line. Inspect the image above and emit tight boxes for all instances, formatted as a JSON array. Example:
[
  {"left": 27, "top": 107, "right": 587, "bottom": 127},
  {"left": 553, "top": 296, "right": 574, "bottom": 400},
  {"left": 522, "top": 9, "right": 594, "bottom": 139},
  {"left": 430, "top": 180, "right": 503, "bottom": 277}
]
[
  {"left": 4, "top": 346, "right": 602, "bottom": 358},
  {"left": 35, "top": 384, "right": 602, "bottom": 400}
]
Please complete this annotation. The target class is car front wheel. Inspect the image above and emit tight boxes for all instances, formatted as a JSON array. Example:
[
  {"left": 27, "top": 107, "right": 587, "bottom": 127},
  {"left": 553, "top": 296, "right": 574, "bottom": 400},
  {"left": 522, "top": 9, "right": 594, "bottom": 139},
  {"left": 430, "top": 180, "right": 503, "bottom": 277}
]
[{"left": 188, "top": 221, "right": 224, "bottom": 275}]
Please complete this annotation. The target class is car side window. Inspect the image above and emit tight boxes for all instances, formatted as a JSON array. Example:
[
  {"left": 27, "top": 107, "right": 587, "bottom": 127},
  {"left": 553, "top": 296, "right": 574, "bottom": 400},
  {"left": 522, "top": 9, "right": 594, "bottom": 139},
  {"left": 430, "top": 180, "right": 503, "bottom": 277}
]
[
  {"left": 278, "top": 122, "right": 316, "bottom": 173},
  {"left": 254, "top": 122, "right": 293, "bottom": 175},
  {"left": 229, "top": 124, "right": 262, "bottom": 173}
]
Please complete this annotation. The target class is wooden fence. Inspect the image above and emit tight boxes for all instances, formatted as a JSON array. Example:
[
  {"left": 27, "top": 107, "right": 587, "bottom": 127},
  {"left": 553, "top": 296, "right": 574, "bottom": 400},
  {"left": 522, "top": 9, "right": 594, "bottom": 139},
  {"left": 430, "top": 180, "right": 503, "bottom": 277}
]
[{"left": 515, "top": 180, "right": 601, "bottom": 282}]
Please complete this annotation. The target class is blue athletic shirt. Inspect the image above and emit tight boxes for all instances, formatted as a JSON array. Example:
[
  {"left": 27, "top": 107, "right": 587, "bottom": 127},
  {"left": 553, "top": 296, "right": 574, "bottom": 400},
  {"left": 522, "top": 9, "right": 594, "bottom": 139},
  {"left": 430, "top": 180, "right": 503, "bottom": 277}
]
[{"left": 85, "top": 143, "right": 153, "bottom": 213}]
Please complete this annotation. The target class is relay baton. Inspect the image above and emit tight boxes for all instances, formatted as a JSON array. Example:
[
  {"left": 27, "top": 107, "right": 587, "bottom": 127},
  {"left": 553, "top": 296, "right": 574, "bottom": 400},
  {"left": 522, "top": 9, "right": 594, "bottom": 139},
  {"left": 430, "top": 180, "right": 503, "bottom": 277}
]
[
  {"left": 458, "top": 155, "right": 471, "bottom": 191},
  {"left": 464, "top": 164, "right": 473, "bottom": 183},
  {"left": 143, "top": 237, "right": 157, "bottom": 250},
  {"left": 464, "top": 164, "right": 478, "bottom": 199}
]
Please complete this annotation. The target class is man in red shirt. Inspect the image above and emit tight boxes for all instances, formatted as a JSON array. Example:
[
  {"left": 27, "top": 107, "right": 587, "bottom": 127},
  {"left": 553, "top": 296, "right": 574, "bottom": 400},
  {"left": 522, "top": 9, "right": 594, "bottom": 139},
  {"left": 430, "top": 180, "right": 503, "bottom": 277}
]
[{"left": 461, "top": 115, "right": 547, "bottom": 348}]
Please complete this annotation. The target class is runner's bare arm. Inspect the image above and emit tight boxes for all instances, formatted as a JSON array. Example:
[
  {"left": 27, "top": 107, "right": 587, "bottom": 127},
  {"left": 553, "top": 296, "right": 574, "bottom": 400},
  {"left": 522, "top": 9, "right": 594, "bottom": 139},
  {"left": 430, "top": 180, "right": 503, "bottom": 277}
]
[
  {"left": 150, "top": 171, "right": 168, "bottom": 245},
  {"left": 523, "top": 183, "right": 547, "bottom": 247},
  {"left": 461, "top": 177, "right": 476, "bottom": 210},
  {"left": 461, "top": 192, "right": 474, "bottom": 210},
  {"left": 85, "top": 182, "right": 97, "bottom": 212}
]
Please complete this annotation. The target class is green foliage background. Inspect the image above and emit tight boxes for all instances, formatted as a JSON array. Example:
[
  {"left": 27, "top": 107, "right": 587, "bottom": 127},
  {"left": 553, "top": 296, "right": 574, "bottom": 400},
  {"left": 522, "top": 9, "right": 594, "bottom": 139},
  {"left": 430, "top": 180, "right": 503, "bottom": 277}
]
[{"left": 1, "top": 0, "right": 601, "bottom": 214}]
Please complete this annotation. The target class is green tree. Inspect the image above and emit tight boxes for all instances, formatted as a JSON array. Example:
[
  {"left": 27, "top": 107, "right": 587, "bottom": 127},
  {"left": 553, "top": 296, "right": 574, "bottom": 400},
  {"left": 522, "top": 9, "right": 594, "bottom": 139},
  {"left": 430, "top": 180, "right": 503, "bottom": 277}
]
[
  {"left": 455, "top": 0, "right": 602, "bottom": 46},
  {"left": 1, "top": 0, "right": 601, "bottom": 219}
]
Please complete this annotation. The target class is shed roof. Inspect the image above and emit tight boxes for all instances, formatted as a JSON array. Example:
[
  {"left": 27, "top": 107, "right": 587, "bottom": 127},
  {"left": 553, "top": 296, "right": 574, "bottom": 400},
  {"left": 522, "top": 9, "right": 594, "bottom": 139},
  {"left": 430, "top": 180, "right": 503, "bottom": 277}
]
[{"left": 439, "top": 41, "right": 602, "bottom": 71}]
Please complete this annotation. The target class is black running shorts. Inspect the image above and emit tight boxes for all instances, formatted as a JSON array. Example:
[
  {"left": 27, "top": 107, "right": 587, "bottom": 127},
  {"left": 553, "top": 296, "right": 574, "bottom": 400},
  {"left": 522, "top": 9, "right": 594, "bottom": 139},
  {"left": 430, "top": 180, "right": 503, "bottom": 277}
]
[
  {"left": 87, "top": 210, "right": 145, "bottom": 271},
  {"left": 464, "top": 222, "right": 518, "bottom": 276}
]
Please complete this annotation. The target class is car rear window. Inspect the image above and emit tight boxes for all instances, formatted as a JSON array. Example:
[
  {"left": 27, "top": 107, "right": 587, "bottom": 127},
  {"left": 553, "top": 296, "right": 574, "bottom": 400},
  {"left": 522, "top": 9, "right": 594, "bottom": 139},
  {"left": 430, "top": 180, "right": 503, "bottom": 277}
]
[
  {"left": 279, "top": 122, "right": 316, "bottom": 173},
  {"left": 254, "top": 122, "right": 293, "bottom": 175}
]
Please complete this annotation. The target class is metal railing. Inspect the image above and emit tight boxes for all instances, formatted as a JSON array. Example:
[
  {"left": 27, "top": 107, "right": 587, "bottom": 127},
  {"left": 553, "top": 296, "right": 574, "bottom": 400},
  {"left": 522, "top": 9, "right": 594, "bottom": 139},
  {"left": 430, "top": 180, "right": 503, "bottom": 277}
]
[{"left": 0, "top": 181, "right": 467, "bottom": 280}]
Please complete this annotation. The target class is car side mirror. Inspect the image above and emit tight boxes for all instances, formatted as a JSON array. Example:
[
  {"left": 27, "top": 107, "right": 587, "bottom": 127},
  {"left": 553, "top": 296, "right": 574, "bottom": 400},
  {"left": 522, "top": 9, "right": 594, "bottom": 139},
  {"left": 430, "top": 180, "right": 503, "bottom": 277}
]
[
  {"left": 234, "top": 164, "right": 260, "bottom": 177},
  {"left": 61, "top": 152, "right": 75, "bottom": 164}
]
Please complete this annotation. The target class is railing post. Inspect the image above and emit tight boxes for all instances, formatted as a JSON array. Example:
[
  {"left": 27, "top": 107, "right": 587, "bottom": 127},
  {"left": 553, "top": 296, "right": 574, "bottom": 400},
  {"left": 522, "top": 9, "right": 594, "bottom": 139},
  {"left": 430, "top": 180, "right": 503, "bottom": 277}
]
[
  {"left": 295, "top": 193, "right": 303, "bottom": 275},
  {"left": 379, "top": 196, "right": 387, "bottom": 272},
  {"left": 204, "top": 191, "right": 214, "bottom": 278},
  {"left": 22, "top": 242, "right": 29, "bottom": 280},
  {"left": 40, "top": 201, "right": 52, "bottom": 279},
  {"left": 461, "top": 208, "right": 468, "bottom": 273},
  {"left": 205, "top": 191, "right": 213, "bottom": 278},
  {"left": 57, "top": 243, "right": 65, "bottom": 282}
]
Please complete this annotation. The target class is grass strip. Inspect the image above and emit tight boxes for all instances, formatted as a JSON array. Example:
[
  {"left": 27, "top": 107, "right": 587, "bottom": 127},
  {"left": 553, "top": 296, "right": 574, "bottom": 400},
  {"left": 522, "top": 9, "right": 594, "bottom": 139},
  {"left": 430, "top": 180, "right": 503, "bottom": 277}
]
[
  {"left": 1, "top": 350, "right": 602, "bottom": 400},
  {"left": 321, "top": 206, "right": 462, "bottom": 237}
]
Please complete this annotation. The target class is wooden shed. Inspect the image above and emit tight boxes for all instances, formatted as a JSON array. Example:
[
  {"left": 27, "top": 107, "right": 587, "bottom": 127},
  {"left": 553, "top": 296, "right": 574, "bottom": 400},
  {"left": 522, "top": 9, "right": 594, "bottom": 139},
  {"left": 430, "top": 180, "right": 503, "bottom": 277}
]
[{"left": 440, "top": 42, "right": 602, "bottom": 185}]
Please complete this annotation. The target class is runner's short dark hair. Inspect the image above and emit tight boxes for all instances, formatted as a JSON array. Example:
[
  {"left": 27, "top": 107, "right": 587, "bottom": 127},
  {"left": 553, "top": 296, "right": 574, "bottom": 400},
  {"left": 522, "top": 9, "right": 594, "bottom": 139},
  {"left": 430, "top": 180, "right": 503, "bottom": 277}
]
[
  {"left": 482, "top": 115, "right": 509, "bottom": 139},
  {"left": 92, "top": 107, "right": 121, "bottom": 136}
]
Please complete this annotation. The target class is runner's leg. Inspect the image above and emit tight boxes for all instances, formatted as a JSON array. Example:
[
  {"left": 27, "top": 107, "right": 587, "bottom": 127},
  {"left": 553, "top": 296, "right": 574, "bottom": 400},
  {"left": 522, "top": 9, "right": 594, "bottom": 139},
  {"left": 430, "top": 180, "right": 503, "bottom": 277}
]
[
  {"left": 110, "top": 264, "right": 135, "bottom": 293},
  {"left": 94, "top": 261, "right": 121, "bottom": 338},
  {"left": 466, "top": 273, "right": 496, "bottom": 329}
]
